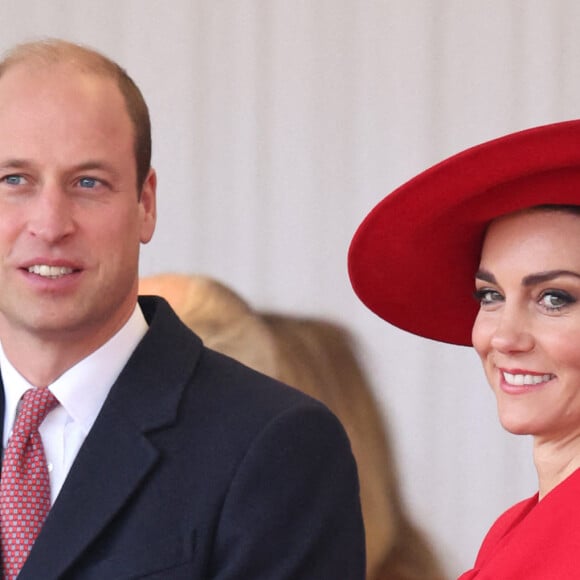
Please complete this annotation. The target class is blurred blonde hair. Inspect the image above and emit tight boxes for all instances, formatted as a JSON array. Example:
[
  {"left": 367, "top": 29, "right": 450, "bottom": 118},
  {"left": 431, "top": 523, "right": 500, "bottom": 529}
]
[{"left": 139, "top": 273, "right": 446, "bottom": 580}]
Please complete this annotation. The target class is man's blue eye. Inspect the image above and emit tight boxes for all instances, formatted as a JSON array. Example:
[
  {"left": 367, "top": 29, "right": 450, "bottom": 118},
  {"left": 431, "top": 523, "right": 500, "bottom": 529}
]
[
  {"left": 79, "top": 177, "right": 98, "bottom": 188},
  {"left": 3, "top": 175, "right": 23, "bottom": 185}
]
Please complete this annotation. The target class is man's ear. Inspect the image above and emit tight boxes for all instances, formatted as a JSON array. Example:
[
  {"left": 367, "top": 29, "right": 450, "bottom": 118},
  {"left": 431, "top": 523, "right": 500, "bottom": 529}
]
[{"left": 139, "top": 168, "right": 157, "bottom": 244}]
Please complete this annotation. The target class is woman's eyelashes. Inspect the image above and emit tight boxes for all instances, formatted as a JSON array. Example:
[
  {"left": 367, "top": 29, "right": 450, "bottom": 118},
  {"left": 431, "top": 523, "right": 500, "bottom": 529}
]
[
  {"left": 538, "top": 289, "right": 577, "bottom": 312},
  {"left": 473, "top": 285, "right": 578, "bottom": 313},
  {"left": 473, "top": 287, "right": 503, "bottom": 307}
]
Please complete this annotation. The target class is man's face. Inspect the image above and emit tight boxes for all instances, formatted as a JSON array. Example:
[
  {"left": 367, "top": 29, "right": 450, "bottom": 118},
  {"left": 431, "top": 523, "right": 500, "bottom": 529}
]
[{"left": 0, "top": 63, "right": 156, "bottom": 356}]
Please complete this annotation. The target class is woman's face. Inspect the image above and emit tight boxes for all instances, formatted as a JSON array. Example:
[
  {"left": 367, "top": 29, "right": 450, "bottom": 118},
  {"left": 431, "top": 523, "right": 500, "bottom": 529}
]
[{"left": 472, "top": 208, "right": 580, "bottom": 440}]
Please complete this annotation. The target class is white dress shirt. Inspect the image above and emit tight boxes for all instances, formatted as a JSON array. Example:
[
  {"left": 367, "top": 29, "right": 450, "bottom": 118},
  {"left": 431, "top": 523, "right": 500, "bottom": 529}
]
[{"left": 1, "top": 304, "right": 148, "bottom": 505}]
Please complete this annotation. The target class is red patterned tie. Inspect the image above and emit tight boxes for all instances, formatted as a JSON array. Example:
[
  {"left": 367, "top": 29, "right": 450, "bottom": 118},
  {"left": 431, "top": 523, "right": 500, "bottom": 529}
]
[{"left": 0, "top": 387, "right": 58, "bottom": 580}]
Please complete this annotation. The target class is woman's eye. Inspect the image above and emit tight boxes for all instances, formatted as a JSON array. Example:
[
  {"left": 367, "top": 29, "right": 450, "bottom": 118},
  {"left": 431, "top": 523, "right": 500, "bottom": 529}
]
[
  {"left": 474, "top": 288, "right": 503, "bottom": 305},
  {"left": 539, "top": 290, "right": 575, "bottom": 311}
]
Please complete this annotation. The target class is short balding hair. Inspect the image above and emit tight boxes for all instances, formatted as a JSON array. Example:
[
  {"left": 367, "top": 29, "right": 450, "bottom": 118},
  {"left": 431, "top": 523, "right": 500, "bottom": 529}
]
[{"left": 0, "top": 38, "right": 152, "bottom": 191}]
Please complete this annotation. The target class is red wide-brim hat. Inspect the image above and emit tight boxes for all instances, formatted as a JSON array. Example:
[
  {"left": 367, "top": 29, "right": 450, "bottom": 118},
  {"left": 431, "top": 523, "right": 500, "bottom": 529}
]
[{"left": 348, "top": 119, "right": 580, "bottom": 346}]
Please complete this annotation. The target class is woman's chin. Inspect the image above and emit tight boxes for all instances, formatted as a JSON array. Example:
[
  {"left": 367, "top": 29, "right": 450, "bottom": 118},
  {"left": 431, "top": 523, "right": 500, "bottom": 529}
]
[{"left": 498, "top": 414, "right": 536, "bottom": 436}]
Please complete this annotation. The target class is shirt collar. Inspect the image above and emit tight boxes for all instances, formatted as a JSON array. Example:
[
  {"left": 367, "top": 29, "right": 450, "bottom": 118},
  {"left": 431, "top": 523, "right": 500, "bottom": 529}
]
[{"left": 1, "top": 304, "right": 148, "bottom": 446}]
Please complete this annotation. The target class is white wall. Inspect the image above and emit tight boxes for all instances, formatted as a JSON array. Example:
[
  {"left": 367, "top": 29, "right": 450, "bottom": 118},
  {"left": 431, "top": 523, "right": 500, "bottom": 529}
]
[{"left": 2, "top": 1, "right": 579, "bottom": 575}]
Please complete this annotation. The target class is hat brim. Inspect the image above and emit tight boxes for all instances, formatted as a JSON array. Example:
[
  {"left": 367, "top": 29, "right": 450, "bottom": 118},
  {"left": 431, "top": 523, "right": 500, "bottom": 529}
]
[{"left": 348, "top": 120, "right": 580, "bottom": 346}]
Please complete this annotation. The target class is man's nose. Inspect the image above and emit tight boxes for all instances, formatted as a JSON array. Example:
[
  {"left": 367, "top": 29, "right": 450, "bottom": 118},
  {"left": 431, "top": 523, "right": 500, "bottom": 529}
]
[{"left": 27, "top": 183, "right": 75, "bottom": 243}]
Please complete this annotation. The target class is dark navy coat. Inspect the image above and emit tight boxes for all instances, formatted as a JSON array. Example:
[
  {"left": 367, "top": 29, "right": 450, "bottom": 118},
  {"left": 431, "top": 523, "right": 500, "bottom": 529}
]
[{"left": 8, "top": 296, "right": 365, "bottom": 579}]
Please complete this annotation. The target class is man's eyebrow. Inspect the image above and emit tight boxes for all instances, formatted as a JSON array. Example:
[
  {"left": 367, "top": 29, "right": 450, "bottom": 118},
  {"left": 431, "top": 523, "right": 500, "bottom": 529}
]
[
  {"left": 475, "top": 268, "right": 580, "bottom": 286},
  {"left": 71, "top": 160, "right": 118, "bottom": 173},
  {"left": 0, "top": 159, "right": 119, "bottom": 174},
  {"left": 0, "top": 159, "right": 34, "bottom": 170}
]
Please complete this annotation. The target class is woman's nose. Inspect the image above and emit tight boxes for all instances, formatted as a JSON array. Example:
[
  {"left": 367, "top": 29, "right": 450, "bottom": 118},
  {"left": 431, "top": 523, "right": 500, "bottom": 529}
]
[{"left": 489, "top": 306, "right": 534, "bottom": 353}]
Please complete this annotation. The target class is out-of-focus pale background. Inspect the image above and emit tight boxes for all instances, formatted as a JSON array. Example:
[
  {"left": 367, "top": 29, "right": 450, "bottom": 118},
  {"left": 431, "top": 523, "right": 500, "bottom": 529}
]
[{"left": 2, "top": 1, "right": 580, "bottom": 576}]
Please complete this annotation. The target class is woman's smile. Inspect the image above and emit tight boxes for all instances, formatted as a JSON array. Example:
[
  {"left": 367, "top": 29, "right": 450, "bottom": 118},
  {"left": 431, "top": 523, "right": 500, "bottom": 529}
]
[{"left": 473, "top": 208, "right": 580, "bottom": 439}]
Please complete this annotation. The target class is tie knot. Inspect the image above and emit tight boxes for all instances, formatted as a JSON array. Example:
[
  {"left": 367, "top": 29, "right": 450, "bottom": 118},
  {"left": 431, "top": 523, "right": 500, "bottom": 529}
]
[{"left": 14, "top": 388, "right": 59, "bottom": 436}]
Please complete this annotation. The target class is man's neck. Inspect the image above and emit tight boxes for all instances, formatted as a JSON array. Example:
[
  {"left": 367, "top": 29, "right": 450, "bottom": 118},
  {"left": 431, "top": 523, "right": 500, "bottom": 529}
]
[{"left": 0, "top": 308, "right": 139, "bottom": 386}]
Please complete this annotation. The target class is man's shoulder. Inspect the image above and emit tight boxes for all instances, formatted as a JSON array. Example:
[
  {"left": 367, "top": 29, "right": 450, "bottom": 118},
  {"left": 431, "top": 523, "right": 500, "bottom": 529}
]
[
  {"left": 135, "top": 293, "right": 332, "bottom": 431},
  {"left": 140, "top": 294, "right": 319, "bottom": 398}
]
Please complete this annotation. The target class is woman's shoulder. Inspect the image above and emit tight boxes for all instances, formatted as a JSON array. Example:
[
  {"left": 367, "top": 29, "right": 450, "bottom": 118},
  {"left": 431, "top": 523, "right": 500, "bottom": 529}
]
[{"left": 472, "top": 493, "right": 539, "bottom": 569}]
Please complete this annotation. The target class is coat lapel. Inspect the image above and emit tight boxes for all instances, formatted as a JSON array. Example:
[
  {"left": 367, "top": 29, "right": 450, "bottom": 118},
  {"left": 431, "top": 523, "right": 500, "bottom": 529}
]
[
  {"left": 15, "top": 297, "right": 203, "bottom": 579},
  {"left": 19, "top": 406, "right": 159, "bottom": 579}
]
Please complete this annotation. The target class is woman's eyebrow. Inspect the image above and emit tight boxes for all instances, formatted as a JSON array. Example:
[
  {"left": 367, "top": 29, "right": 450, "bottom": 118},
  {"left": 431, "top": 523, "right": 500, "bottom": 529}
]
[
  {"left": 522, "top": 270, "right": 580, "bottom": 286},
  {"left": 475, "top": 269, "right": 496, "bottom": 284},
  {"left": 475, "top": 268, "right": 580, "bottom": 286}
]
